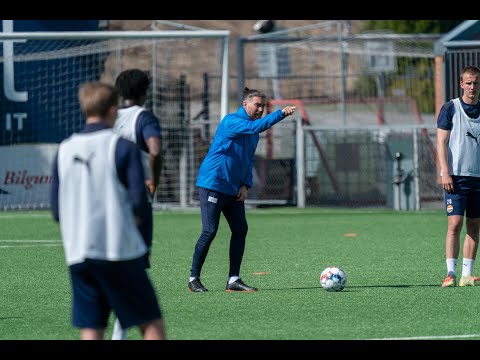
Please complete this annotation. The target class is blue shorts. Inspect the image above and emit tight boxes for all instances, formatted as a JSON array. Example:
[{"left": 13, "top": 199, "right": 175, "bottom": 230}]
[
  {"left": 444, "top": 176, "right": 480, "bottom": 217},
  {"left": 69, "top": 257, "right": 162, "bottom": 330}
]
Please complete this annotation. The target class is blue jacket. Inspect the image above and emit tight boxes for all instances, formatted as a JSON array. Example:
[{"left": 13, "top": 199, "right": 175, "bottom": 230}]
[{"left": 196, "top": 106, "right": 286, "bottom": 196}]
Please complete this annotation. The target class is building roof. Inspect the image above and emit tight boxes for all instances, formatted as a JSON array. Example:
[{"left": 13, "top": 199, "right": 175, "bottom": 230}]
[{"left": 435, "top": 20, "right": 480, "bottom": 55}]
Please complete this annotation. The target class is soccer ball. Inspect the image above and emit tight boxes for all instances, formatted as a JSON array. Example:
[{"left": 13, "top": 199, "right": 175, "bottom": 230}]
[{"left": 320, "top": 266, "right": 346, "bottom": 292}]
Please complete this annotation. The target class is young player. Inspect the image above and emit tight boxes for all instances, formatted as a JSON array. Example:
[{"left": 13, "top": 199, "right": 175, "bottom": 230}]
[
  {"left": 437, "top": 65, "right": 480, "bottom": 287},
  {"left": 111, "top": 68, "right": 163, "bottom": 339},
  {"left": 50, "top": 81, "right": 167, "bottom": 340}
]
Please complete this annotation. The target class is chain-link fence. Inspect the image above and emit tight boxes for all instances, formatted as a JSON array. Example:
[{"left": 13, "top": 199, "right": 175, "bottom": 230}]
[
  {"left": 0, "top": 22, "right": 446, "bottom": 210},
  {"left": 235, "top": 21, "right": 443, "bottom": 209}
]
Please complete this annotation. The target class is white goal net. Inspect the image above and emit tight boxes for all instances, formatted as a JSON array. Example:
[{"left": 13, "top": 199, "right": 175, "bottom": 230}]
[{"left": 0, "top": 29, "right": 230, "bottom": 210}]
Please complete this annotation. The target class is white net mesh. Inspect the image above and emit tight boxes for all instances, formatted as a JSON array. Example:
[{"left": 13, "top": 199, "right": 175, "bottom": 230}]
[{"left": 0, "top": 31, "right": 229, "bottom": 210}]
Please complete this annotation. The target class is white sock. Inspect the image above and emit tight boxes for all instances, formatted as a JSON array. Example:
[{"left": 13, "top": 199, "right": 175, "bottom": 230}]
[
  {"left": 446, "top": 258, "right": 457, "bottom": 277},
  {"left": 111, "top": 317, "right": 128, "bottom": 340},
  {"left": 189, "top": 277, "right": 198, "bottom": 282},
  {"left": 228, "top": 276, "right": 239, "bottom": 284},
  {"left": 462, "top": 258, "right": 474, "bottom": 277}
]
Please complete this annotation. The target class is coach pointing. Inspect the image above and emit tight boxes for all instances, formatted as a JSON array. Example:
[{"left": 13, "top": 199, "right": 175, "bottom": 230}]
[{"left": 188, "top": 87, "right": 296, "bottom": 292}]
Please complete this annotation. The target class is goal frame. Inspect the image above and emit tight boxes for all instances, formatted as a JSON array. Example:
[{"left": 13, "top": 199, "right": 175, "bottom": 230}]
[{"left": 0, "top": 30, "right": 230, "bottom": 210}]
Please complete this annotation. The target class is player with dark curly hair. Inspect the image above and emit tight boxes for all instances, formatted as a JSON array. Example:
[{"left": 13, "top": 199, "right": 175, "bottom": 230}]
[{"left": 112, "top": 69, "right": 163, "bottom": 339}]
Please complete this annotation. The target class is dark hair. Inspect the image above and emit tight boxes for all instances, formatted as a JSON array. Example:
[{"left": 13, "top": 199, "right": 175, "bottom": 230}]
[
  {"left": 243, "top": 87, "right": 266, "bottom": 101},
  {"left": 115, "top": 69, "right": 150, "bottom": 100}
]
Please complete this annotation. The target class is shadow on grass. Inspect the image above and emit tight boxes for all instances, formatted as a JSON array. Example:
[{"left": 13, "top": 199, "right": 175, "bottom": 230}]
[
  {"left": 0, "top": 317, "right": 23, "bottom": 320},
  {"left": 188, "top": 284, "right": 448, "bottom": 292},
  {"left": 261, "top": 284, "right": 444, "bottom": 291}
]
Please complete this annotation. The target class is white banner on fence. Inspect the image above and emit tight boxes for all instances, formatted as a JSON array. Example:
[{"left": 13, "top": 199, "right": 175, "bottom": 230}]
[{"left": 0, "top": 144, "right": 58, "bottom": 209}]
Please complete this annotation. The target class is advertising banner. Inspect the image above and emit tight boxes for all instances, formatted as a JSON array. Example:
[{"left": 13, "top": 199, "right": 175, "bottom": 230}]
[{"left": 0, "top": 144, "right": 57, "bottom": 209}]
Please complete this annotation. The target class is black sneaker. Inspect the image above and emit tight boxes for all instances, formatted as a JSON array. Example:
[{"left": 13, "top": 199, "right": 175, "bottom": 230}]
[
  {"left": 226, "top": 279, "right": 258, "bottom": 292},
  {"left": 188, "top": 278, "right": 208, "bottom": 292}
]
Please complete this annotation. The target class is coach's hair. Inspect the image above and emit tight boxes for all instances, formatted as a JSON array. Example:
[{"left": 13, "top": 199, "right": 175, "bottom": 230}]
[
  {"left": 243, "top": 87, "right": 266, "bottom": 101},
  {"left": 115, "top": 68, "right": 150, "bottom": 100},
  {"left": 78, "top": 81, "right": 119, "bottom": 118}
]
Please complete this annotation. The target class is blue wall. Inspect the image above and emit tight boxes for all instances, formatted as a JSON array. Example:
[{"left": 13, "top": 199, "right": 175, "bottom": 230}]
[{"left": 0, "top": 20, "right": 106, "bottom": 145}]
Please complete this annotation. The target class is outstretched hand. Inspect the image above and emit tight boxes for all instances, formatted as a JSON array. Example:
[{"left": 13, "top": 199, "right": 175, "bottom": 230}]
[{"left": 282, "top": 106, "right": 297, "bottom": 116}]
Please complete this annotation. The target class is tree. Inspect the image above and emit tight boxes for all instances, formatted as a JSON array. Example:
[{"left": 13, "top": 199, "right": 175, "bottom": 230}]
[
  {"left": 362, "top": 20, "right": 463, "bottom": 34},
  {"left": 355, "top": 20, "right": 463, "bottom": 113}
]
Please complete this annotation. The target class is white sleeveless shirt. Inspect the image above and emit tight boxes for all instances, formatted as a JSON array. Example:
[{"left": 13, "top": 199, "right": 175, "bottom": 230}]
[
  {"left": 114, "top": 105, "right": 151, "bottom": 180},
  {"left": 57, "top": 129, "right": 147, "bottom": 265},
  {"left": 447, "top": 98, "right": 480, "bottom": 177}
]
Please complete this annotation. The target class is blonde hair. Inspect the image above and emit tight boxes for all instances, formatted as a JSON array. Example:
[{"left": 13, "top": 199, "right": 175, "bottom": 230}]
[
  {"left": 461, "top": 65, "right": 480, "bottom": 81},
  {"left": 78, "top": 81, "right": 119, "bottom": 118}
]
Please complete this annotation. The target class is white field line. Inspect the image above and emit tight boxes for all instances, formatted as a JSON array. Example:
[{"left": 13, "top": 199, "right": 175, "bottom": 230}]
[
  {"left": 369, "top": 334, "right": 480, "bottom": 340},
  {"left": 0, "top": 214, "right": 51, "bottom": 219},
  {"left": 0, "top": 239, "right": 61, "bottom": 248},
  {"left": 0, "top": 240, "right": 60, "bottom": 242},
  {"left": 0, "top": 244, "right": 62, "bottom": 248}
]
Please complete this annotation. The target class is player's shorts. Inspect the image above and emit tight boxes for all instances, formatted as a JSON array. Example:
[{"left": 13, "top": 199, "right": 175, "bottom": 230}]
[
  {"left": 444, "top": 175, "right": 480, "bottom": 217},
  {"left": 69, "top": 256, "right": 162, "bottom": 330}
]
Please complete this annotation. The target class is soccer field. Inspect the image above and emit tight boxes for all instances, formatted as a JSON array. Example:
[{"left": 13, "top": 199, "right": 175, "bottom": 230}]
[{"left": 1, "top": 207, "right": 479, "bottom": 341}]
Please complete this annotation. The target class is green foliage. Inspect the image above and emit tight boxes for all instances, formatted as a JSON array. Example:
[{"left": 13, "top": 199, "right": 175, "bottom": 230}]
[
  {"left": 353, "top": 21, "right": 463, "bottom": 114},
  {"left": 388, "top": 60, "right": 436, "bottom": 113},
  {"left": 362, "top": 20, "right": 463, "bottom": 34},
  {"left": 351, "top": 72, "right": 377, "bottom": 98}
]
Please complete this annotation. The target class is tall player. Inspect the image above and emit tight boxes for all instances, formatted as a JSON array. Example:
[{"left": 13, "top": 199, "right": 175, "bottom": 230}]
[
  {"left": 437, "top": 65, "right": 480, "bottom": 287},
  {"left": 111, "top": 69, "right": 163, "bottom": 339}
]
